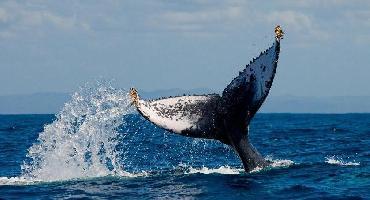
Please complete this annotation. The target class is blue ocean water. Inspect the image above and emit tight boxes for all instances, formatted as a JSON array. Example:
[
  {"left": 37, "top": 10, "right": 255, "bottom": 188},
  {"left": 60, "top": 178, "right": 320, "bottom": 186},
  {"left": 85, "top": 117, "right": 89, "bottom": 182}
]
[{"left": 0, "top": 87, "right": 369, "bottom": 199}]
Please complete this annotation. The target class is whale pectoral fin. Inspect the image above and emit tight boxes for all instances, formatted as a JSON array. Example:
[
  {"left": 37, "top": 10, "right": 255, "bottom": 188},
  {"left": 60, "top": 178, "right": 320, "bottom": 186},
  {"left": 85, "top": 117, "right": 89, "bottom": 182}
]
[{"left": 132, "top": 92, "right": 221, "bottom": 138}]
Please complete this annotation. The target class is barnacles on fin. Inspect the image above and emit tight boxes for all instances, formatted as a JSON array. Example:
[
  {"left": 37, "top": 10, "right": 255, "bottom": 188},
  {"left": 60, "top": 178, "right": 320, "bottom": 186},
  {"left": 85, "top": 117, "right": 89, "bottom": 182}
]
[
  {"left": 275, "top": 25, "right": 284, "bottom": 40},
  {"left": 130, "top": 88, "right": 139, "bottom": 107}
]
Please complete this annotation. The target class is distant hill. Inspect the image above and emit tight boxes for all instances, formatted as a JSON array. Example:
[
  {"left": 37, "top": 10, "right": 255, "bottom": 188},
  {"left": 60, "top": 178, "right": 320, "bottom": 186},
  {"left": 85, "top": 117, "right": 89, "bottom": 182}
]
[{"left": 0, "top": 89, "right": 369, "bottom": 114}]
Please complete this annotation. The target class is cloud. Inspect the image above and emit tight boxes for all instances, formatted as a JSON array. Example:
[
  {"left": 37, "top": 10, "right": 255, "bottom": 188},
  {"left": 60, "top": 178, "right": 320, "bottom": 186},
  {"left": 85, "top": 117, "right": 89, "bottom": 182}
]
[
  {"left": 149, "top": 6, "right": 242, "bottom": 32},
  {"left": 263, "top": 10, "right": 329, "bottom": 42},
  {"left": 0, "top": 0, "right": 369, "bottom": 45},
  {"left": 0, "top": 1, "right": 90, "bottom": 38},
  {"left": 145, "top": 1, "right": 332, "bottom": 43},
  {"left": 342, "top": 10, "right": 370, "bottom": 44},
  {"left": 344, "top": 10, "right": 370, "bottom": 27},
  {"left": 279, "top": 0, "right": 369, "bottom": 8},
  {"left": 0, "top": 7, "right": 9, "bottom": 23},
  {"left": 145, "top": 0, "right": 248, "bottom": 34}
]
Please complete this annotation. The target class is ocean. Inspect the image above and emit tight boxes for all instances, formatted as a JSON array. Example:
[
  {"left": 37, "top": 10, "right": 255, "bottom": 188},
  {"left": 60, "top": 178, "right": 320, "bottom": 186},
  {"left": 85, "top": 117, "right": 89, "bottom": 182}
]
[{"left": 0, "top": 85, "right": 368, "bottom": 199}]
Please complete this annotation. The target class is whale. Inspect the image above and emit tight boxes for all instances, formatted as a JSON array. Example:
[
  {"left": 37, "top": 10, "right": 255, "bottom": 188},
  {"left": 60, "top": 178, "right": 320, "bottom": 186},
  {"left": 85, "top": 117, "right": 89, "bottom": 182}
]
[{"left": 129, "top": 26, "right": 284, "bottom": 172}]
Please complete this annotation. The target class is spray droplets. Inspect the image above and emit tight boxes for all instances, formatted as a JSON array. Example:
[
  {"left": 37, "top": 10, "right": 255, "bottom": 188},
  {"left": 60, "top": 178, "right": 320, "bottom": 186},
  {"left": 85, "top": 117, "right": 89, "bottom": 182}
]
[{"left": 21, "top": 82, "right": 134, "bottom": 181}]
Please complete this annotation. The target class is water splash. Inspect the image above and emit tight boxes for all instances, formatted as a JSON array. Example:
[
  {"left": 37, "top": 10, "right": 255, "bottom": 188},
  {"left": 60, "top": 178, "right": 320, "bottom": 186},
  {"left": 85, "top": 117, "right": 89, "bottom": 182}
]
[
  {"left": 20, "top": 82, "right": 135, "bottom": 181},
  {"left": 0, "top": 177, "right": 39, "bottom": 185},
  {"left": 176, "top": 155, "right": 295, "bottom": 175},
  {"left": 175, "top": 163, "right": 243, "bottom": 175},
  {"left": 186, "top": 166, "right": 242, "bottom": 175},
  {"left": 266, "top": 156, "right": 295, "bottom": 168},
  {"left": 250, "top": 156, "right": 294, "bottom": 173},
  {"left": 325, "top": 156, "right": 360, "bottom": 166},
  {"left": 250, "top": 155, "right": 295, "bottom": 173}
]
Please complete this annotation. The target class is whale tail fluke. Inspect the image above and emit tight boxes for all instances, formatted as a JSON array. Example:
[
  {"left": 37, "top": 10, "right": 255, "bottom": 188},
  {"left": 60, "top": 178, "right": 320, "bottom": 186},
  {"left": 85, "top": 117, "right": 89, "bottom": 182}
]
[{"left": 130, "top": 26, "right": 284, "bottom": 172}]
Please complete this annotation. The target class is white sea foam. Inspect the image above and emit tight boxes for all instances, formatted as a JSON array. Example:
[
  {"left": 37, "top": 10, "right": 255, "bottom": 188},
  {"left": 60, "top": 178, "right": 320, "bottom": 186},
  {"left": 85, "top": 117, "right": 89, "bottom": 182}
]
[
  {"left": 0, "top": 176, "right": 40, "bottom": 185},
  {"left": 267, "top": 156, "right": 295, "bottom": 168},
  {"left": 250, "top": 156, "right": 294, "bottom": 173},
  {"left": 249, "top": 166, "right": 264, "bottom": 173},
  {"left": 325, "top": 156, "right": 360, "bottom": 166},
  {"left": 0, "top": 171, "right": 150, "bottom": 186},
  {"left": 178, "top": 156, "right": 294, "bottom": 175},
  {"left": 19, "top": 82, "right": 136, "bottom": 182},
  {"left": 184, "top": 165, "right": 243, "bottom": 175}
]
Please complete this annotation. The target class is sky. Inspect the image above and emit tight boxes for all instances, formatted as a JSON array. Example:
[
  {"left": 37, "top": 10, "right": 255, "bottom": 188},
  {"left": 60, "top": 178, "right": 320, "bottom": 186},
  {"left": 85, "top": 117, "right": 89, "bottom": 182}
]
[{"left": 0, "top": 0, "right": 370, "bottom": 97}]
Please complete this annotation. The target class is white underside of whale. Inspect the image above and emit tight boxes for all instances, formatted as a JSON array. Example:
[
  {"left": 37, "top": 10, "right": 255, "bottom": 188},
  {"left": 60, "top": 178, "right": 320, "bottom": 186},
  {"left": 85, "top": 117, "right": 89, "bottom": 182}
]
[{"left": 137, "top": 96, "right": 215, "bottom": 133}]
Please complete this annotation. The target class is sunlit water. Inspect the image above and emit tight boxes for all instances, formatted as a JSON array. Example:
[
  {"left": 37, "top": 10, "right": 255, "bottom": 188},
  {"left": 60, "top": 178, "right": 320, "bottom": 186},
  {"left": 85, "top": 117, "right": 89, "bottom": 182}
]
[{"left": 0, "top": 84, "right": 369, "bottom": 199}]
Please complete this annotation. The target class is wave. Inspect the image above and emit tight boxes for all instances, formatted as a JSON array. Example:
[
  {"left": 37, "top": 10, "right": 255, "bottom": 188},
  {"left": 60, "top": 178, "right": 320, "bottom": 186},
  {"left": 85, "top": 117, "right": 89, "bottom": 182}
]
[
  {"left": 183, "top": 165, "right": 243, "bottom": 175},
  {"left": 0, "top": 157, "right": 295, "bottom": 185},
  {"left": 267, "top": 156, "right": 295, "bottom": 168},
  {"left": 250, "top": 156, "right": 294, "bottom": 173},
  {"left": 0, "top": 177, "right": 40, "bottom": 186},
  {"left": 178, "top": 156, "right": 295, "bottom": 175},
  {"left": 0, "top": 171, "right": 149, "bottom": 186},
  {"left": 325, "top": 156, "right": 360, "bottom": 166}
]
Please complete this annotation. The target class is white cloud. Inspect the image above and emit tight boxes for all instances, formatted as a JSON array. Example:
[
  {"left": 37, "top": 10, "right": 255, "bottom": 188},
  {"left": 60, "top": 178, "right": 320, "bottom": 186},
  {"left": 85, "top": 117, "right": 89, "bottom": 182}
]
[
  {"left": 344, "top": 10, "right": 370, "bottom": 27},
  {"left": 147, "top": 1, "right": 245, "bottom": 33},
  {"left": 0, "top": 7, "right": 9, "bottom": 23},
  {"left": 0, "top": 0, "right": 368, "bottom": 45},
  {"left": 0, "top": 1, "right": 90, "bottom": 38},
  {"left": 264, "top": 10, "right": 329, "bottom": 42},
  {"left": 342, "top": 10, "right": 370, "bottom": 44},
  {"left": 279, "top": 0, "right": 368, "bottom": 8},
  {"left": 146, "top": 1, "right": 332, "bottom": 43},
  {"left": 266, "top": 11, "right": 312, "bottom": 31}
]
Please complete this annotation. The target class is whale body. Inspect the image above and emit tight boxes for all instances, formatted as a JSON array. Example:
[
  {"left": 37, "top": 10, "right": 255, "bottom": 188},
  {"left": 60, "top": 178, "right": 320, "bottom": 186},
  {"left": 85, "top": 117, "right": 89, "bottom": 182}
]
[{"left": 130, "top": 26, "right": 284, "bottom": 172}]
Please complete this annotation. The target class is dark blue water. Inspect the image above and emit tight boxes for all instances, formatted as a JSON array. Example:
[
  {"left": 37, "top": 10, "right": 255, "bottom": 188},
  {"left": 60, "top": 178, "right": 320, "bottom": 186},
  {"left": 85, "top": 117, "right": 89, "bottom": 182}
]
[{"left": 0, "top": 113, "right": 369, "bottom": 199}]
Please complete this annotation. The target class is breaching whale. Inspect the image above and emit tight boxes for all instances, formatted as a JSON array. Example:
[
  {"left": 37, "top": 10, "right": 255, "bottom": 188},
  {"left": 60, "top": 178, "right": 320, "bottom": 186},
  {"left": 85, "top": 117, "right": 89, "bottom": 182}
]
[{"left": 130, "top": 26, "right": 284, "bottom": 172}]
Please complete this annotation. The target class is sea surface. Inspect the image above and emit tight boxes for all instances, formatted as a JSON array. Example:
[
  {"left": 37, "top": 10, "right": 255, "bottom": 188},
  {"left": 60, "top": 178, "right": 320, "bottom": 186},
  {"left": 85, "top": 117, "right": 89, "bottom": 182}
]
[{"left": 0, "top": 86, "right": 369, "bottom": 199}]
